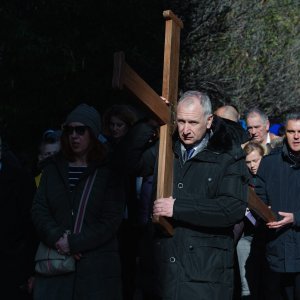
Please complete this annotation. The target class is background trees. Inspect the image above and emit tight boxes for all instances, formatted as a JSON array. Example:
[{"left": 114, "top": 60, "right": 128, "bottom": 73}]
[
  {"left": 1, "top": 0, "right": 299, "bottom": 164},
  {"left": 169, "top": 0, "right": 300, "bottom": 116}
]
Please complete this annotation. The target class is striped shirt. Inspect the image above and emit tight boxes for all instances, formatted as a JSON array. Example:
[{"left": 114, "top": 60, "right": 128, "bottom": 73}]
[{"left": 68, "top": 166, "right": 87, "bottom": 191}]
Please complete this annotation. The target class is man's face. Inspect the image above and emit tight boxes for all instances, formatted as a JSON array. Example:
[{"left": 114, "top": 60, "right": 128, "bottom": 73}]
[
  {"left": 176, "top": 97, "right": 213, "bottom": 146},
  {"left": 246, "top": 113, "right": 269, "bottom": 144},
  {"left": 109, "top": 116, "right": 128, "bottom": 139},
  {"left": 286, "top": 119, "right": 300, "bottom": 154}
]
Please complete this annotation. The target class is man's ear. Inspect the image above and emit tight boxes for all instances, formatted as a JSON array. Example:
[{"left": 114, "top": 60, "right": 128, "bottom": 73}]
[{"left": 206, "top": 114, "right": 214, "bottom": 129}]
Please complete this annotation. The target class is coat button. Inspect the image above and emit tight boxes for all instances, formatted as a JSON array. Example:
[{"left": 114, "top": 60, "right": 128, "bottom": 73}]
[
  {"left": 169, "top": 257, "right": 176, "bottom": 263},
  {"left": 189, "top": 245, "right": 193, "bottom": 250},
  {"left": 208, "top": 177, "right": 212, "bottom": 182},
  {"left": 178, "top": 183, "right": 183, "bottom": 189}
]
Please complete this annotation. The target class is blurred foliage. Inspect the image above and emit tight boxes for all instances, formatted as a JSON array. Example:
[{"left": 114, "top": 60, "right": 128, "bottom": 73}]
[{"left": 167, "top": 0, "right": 300, "bottom": 118}]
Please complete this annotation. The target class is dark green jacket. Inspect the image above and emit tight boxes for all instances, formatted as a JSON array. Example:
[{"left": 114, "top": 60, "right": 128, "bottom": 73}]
[{"left": 31, "top": 154, "right": 125, "bottom": 299}]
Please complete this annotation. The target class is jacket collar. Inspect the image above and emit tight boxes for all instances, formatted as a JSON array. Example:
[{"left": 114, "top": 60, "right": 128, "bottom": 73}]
[{"left": 282, "top": 141, "right": 300, "bottom": 169}]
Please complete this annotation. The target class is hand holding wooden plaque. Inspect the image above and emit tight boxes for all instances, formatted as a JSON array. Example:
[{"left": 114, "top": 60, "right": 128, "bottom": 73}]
[{"left": 248, "top": 187, "right": 277, "bottom": 222}]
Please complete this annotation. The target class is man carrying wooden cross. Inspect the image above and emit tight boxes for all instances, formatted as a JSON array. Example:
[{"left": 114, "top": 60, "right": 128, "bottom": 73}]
[
  {"left": 112, "top": 10, "right": 249, "bottom": 299},
  {"left": 123, "top": 90, "right": 249, "bottom": 299}
]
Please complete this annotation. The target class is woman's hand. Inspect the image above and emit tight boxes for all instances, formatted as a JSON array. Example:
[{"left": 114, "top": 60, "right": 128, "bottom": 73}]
[
  {"left": 55, "top": 232, "right": 70, "bottom": 254},
  {"left": 73, "top": 253, "right": 82, "bottom": 260}
]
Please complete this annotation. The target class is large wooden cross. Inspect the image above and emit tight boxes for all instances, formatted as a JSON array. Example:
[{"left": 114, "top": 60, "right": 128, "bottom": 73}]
[{"left": 112, "top": 10, "right": 183, "bottom": 235}]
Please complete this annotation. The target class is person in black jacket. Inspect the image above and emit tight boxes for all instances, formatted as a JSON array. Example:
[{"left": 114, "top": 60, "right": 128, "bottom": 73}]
[
  {"left": 255, "top": 112, "right": 300, "bottom": 300},
  {"left": 236, "top": 141, "right": 266, "bottom": 299},
  {"left": 0, "top": 135, "right": 37, "bottom": 299},
  {"left": 127, "top": 91, "right": 249, "bottom": 300},
  {"left": 102, "top": 104, "right": 141, "bottom": 300},
  {"left": 31, "top": 104, "right": 125, "bottom": 300}
]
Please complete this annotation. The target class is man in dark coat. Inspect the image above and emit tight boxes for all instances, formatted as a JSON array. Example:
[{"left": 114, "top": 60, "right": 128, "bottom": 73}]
[
  {"left": 144, "top": 91, "right": 248, "bottom": 300},
  {"left": 255, "top": 112, "right": 300, "bottom": 300}
]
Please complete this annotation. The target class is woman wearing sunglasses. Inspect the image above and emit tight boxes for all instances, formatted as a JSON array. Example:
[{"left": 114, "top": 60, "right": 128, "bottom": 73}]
[{"left": 32, "top": 103, "right": 125, "bottom": 300}]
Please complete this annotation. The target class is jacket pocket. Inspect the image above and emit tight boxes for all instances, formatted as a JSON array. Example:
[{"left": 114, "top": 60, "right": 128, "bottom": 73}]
[{"left": 183, "top": 236, "right": 233, "bottom": 283}]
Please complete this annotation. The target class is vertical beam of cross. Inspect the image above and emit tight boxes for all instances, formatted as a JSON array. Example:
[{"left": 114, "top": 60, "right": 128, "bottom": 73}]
[
  {"left": 112, "top": 10, "right": 183, "bottom": 235},
  {"left": 154, "top": 10, "right": 183, "bottom": 235}
]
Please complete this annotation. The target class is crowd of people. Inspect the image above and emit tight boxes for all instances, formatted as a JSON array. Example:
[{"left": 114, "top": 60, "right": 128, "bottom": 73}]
[{"left": 1, "top": 91, "right": 299, "bottom": 300}]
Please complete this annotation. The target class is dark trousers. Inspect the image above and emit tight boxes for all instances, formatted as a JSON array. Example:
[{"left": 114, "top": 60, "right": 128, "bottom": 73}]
[
  {"left": 280, "top": 272, "right": 300, "bottom": 300},
  {"left": 118, "top": 220, "right": 141, "bottom": 300}
]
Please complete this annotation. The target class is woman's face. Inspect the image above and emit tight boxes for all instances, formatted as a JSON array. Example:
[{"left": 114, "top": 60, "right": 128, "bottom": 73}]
[
  {"left": 66, "top": 122, "right": 91, "bottom": 160},
  {"left": 245, "top": 149, "right": 263, "bottom": 175},
  {"left": 109, "top": 116, "right": 128, "bottom": 139}
]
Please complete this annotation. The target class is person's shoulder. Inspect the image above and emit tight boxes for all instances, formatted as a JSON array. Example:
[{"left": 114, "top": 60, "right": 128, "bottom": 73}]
[
  {"left": 39, "top": 153, "right": 60, "bottom": 168},
  {"left": 269, "top": 132, "right": 280, "bottom": 141},
  {"left": 257, "top": 153, "right": 282, "bottom": 178},
  {"left": 95, "top": 161, "right": 126, "bottom": 186},
  {"left": 209, "top": 116, "right": 250, "bottom": 153},
  {"left": 269, "top": 143, "right": 283, "bottom": 155},
  {"left": 260, "top": 149, "right": 282, "bottom": 167},
  {"left": 269, "top": 135, "right": 284, "bottom": 149},
  {"left": 95, "top": 157, "right": 120, "bottom": 175},
  {"left": 2, "top": 149, "right": 22, "bottom": 169},
  {"left": 40, "top": 152, "right": 67, "bottom": 176},
  {"left": 1, "top": 150, "right": 33, "bottom": 179}
]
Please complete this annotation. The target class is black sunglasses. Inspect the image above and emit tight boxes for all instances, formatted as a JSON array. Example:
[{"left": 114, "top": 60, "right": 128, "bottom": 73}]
[{"left": 64, "top": 125, "right": 88, "bottom": 136}]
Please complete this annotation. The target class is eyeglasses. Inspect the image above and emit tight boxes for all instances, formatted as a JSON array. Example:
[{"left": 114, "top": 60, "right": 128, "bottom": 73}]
[{"left": 63, "top": 125, "right": 88, "bottom": 136}]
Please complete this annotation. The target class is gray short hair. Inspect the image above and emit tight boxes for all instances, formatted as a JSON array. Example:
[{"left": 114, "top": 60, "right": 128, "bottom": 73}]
[
  {"left": 245, "top": 107, "right": 268, "bottom": 125},
  {"left": 178, "top": 91, "right": 212, "bottom": 117}
]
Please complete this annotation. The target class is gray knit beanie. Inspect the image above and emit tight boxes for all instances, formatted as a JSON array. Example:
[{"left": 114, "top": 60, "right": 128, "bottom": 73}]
[{"left": 64, "top": 103, "right": 101, "bottom": 138}]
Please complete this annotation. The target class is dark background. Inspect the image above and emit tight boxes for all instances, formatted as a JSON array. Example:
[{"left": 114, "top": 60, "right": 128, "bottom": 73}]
[
  {"left": 1, "top": 1, "right": 300, "bottom": 169},
  {"left": 0, "top": 0, "right": 168, "bottom": 167}
]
